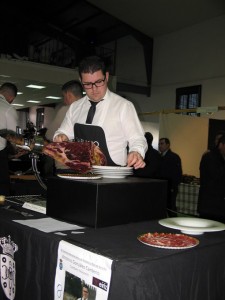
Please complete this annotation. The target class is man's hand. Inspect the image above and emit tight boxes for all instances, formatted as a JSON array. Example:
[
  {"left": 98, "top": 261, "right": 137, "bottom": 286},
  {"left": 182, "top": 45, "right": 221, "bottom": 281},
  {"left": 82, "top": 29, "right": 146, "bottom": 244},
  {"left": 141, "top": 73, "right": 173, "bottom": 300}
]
[{"left": 127, "top": 151, "right": 146, "bottom": 169}]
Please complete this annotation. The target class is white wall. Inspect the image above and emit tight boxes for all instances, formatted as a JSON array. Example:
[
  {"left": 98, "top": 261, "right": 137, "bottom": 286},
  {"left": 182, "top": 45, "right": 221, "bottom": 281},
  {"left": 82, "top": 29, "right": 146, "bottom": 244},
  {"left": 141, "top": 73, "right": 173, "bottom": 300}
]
[
  {"left": 111, "top": 15, "right": 225, "bottom": 176},
  {"left": 151, "top": 15, "right": 225, "bottom": 117},
  {"left": 159, "top": 114, "right": 209, "bottom": 177},
  {"left": 114, "top": 15, "right": 225, "bottom": 124}
]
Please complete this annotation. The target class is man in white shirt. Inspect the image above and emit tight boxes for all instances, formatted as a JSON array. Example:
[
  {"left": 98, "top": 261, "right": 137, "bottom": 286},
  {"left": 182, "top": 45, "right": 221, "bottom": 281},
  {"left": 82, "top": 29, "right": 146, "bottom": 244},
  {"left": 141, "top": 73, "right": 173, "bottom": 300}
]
[
  {"left": 43, "top": 80, "right": 83, "bottom": 175},
  {"left": 0, "top": 82, "right": 18, "bottom": 195},
  {"left": 53, "top": 55, "right": 147, "bottom": 169},
  {"left": 46, "top": 80, "right": 83, "bottom": 141}
]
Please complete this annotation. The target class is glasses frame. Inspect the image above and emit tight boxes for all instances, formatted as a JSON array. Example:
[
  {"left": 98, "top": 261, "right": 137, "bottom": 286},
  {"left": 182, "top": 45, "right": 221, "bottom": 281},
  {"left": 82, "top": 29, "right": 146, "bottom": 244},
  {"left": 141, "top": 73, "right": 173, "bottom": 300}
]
[{"left": 82, "top": 76, "right": 106, "bottom": 89}]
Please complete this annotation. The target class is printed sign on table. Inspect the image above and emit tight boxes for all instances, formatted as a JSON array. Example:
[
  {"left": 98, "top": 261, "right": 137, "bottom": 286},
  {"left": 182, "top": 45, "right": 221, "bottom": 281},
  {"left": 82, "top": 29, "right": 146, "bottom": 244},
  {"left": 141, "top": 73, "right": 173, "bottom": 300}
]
[{"left": 54, "top": 240, "right": 113, "bottom": 300}]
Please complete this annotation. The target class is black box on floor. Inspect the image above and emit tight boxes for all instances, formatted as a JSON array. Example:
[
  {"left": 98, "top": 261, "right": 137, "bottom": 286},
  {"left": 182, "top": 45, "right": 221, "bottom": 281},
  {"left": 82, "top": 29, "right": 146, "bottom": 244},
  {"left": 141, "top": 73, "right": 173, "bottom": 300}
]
[{"left": 46, "top": 177, "right": 167, "bottom": 228}]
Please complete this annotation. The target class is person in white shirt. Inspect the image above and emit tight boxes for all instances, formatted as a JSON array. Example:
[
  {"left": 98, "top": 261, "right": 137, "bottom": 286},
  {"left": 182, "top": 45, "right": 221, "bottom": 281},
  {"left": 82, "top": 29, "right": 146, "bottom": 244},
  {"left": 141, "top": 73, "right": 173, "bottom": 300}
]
[
  {"left": 46, "top": 80, "right": 83, "bottom": 141},
  {"left": 53, "top": 55, "right": 147, "bottom": 169},
  {"left": 0, "top": 82, "right": 18, "bottom": 195},
  {"left": 43, "top": 80, "right": 83, "bottom": 175}
]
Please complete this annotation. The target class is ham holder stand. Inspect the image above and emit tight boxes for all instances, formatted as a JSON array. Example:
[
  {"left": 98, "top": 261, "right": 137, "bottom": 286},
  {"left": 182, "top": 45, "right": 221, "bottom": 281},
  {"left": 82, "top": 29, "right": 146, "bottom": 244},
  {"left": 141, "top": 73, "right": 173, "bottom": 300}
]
[{"left": 0, "top": 128, "right": 48, "bottom": 191}]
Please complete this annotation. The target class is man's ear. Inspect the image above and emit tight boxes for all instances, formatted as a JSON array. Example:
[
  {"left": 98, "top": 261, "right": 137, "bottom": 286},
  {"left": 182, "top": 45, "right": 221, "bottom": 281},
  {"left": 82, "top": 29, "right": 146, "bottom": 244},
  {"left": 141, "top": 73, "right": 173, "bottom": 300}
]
[{"left": 105, "top": 72, "right": 109, "bottom": 82}]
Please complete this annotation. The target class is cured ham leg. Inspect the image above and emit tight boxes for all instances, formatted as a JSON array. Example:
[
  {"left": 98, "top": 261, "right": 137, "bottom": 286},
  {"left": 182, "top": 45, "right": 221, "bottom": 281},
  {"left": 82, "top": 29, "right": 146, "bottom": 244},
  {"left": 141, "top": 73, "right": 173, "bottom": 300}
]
[{"left": 42, "top": 141, "right": 107, "bottom": 173}]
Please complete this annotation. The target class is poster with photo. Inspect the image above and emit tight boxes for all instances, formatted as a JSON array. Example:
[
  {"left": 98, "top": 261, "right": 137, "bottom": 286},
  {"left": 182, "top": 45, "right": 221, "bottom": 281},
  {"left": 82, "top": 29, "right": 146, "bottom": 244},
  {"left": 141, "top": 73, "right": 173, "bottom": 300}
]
[{"left": 54, "top": 241, "right": 113, "bottom": 300}]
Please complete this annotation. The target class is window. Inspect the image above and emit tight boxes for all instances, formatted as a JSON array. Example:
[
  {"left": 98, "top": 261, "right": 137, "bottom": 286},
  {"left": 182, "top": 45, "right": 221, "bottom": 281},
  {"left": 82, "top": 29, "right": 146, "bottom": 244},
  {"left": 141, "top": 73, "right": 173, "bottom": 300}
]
[
  {"left": 36, "top": 108, "right": 45, "bottom": 130},
  {"left": 176, "top": 85, "right": 201, "bottom": 116}
]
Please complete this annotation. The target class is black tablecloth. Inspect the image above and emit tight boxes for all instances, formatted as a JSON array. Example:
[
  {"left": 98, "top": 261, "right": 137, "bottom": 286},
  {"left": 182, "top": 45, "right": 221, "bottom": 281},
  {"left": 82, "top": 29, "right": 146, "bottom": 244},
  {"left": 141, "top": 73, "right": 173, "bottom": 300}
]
[
  {"left": 67, "top": 222, "right": 225, "bottom": 300},
  {"left": 0, "top": 205, "right": 225, "bottom": 300},
  {"left": 0, "top": 207, "right": 60, "bottom": 300}
]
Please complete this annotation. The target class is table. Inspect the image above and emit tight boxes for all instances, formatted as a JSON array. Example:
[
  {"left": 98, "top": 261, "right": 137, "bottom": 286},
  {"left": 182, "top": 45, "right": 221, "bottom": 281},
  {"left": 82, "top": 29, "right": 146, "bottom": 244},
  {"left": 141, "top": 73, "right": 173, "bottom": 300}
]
[
  {"left": 176, "top": 183, "right": 200, "bottom": 216},
  {"left": 0, "top": 206, "right": 59, "bottom": 300},
  {"left": 0, "top": 205, "right": 225, "bottom": 300},
  {"left": 10, "top": 174, "right": 45, "bottom": 196}
]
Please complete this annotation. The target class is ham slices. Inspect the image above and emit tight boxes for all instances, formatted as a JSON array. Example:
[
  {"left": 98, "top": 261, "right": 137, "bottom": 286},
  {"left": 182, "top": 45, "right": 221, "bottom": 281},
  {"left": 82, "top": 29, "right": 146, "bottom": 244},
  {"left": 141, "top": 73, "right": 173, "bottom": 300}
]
[
  {"left": 42, "top": 141, "right": 107, "bottom": 173},
  {"left": 138, "top": 232, "right": 199, "bottom": 249}
]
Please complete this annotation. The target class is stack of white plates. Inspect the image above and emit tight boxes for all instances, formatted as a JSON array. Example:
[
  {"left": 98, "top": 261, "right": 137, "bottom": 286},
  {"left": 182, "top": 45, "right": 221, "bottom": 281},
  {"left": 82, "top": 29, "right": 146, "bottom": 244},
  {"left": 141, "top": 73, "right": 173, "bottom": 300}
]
[{"left": 92, "top": 165, "right": 133, "bottom": 178}]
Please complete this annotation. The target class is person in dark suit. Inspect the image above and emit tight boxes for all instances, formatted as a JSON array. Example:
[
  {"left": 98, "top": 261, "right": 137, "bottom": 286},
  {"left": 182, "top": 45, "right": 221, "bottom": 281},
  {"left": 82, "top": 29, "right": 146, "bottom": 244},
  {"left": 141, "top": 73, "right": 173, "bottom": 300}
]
[
  {"left": 197, "top": 134, "right": 225, "bottom": 222},
  {"left": 158, "top": 137, "right": 182, "bottom": 213},
  {"left": 134, "top": 132, "right": 161, "bottom": 178}
]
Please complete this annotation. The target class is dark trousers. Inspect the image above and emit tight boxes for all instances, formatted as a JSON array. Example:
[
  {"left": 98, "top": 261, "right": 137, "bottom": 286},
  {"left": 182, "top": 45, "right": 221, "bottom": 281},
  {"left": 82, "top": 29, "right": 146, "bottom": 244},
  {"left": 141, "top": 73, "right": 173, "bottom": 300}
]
[
  {"left": 0, "top": 147, "right": 10, "bottom": 195},
  {"left": 168, "top": 186, "right": 178, "bottom": 211}
]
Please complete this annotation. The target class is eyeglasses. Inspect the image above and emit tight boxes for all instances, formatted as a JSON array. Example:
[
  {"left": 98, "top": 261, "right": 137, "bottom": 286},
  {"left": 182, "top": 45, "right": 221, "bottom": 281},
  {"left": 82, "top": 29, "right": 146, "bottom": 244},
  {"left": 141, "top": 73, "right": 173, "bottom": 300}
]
[{"left": 82, "top": 77, "right": 106, "bottom": 89}]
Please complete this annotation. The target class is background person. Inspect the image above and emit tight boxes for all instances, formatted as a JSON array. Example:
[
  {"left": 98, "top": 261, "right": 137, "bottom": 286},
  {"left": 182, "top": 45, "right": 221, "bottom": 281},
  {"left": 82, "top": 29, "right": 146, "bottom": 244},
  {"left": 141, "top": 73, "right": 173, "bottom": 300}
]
[
  {"left": 0, "top": 82, "right": 18, "bottom": 195},
  {"left": 53, "top": 55, "right": 147, "bottom": 169},
  {"left": 158, "top": 137, "right": 182, "bottom": 214},
  {"left": 77, "top": 285, "right": 89, "bottom": 300},
  {"left": 197, "top": 134, "right": 225, "bottom": 222},
  {"left": 213, "top": 130, "right": 225, "bottom": 149},
  {"left": 134, "top": 131, "right": 161, "bottom": 177},
  {"left": 202, "top": 130, "right": 225, "bottom": 156},
  {"left": 42, "top": 80, "right": 83, "bottom": 176},
  {"left": 46, "top": 80, "right": 83, "bottom": 141}
]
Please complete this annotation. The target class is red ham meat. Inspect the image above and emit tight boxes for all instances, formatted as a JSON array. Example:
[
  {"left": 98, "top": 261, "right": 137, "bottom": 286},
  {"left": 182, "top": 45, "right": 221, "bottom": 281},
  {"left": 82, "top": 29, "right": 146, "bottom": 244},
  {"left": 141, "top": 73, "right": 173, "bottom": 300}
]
[{"left": 42, "top": 141, "right": 107, "bottom": 173}]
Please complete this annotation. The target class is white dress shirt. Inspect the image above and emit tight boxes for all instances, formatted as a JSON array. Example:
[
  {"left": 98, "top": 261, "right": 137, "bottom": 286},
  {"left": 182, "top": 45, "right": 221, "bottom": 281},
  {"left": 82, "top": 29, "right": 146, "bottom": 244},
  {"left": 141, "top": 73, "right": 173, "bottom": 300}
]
[
  {"left": 54, "top": 89, "right": 147, "bottom": 166},
  {"left": 0, "top": 95, "right": 19, "bottom": 150}
]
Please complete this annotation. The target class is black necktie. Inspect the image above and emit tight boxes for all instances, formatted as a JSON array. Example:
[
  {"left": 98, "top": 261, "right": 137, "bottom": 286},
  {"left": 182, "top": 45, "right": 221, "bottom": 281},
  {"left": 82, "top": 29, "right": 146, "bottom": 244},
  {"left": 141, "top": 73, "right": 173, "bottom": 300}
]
[{"left": 86, "top": 101, "right": 98, "bottom": 124}]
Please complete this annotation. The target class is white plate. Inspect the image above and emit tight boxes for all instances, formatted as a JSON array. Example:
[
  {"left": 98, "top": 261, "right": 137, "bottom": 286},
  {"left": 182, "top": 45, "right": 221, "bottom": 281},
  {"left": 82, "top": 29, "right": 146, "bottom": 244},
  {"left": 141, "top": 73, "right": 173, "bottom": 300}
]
[
  {"left": 92, "top": 170, "right": 133, "bottom": 175},
  {"left": 92, "top": 168, "right": 133, "bottom": 172},
  {"left": 159, "top": 217, "right": 225, "bottom": 235},
  {"left": 92, "top": 165, "right": 133, "bottom": 170},
  {"left": 101, "top": 175, "right": 127, "bottom": 179},
  {"left": 57, "top": 174, "right": 102, "bottom": 180}
]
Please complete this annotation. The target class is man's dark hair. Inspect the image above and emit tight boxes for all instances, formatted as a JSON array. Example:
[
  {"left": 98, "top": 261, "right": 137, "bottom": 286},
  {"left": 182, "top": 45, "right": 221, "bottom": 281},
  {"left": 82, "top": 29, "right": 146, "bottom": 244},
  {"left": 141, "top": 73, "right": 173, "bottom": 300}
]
[
  {"left": 78, "top": 55, "right": 107, "bottom": 77},
  {"left": 61, "top": 80, "right": 83, "bottom": 97},
  {"left": 159, "top": 137, "right": 170, "bottom": 145},
  {"left": 0, "top": 82, "right": 18, "bottom": 97},
  {"left": 83, "top": 285, "right": 89, "bottom": 290}
]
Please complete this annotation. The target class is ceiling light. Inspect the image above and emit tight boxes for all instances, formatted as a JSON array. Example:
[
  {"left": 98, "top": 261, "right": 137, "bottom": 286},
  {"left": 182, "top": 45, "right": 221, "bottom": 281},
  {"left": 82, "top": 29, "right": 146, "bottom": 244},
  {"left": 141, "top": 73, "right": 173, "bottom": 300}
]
[
  {"left": 46, "top": 96, "right": 62, "bottom": 99},
  {"left": 27, "top": 100, "right": 41, "bottom": 103},
  {"left": 17, "top": 92, "right": 23, "bottom": 95},
  {"left": 0, "top": 74, "right": 11, "bottom": 78},
  {"left": 12, "top": 103, "right": 24, "bottom": 107},
  {"left": 26, "top": 84, "right": 46, "bottom": 89}
]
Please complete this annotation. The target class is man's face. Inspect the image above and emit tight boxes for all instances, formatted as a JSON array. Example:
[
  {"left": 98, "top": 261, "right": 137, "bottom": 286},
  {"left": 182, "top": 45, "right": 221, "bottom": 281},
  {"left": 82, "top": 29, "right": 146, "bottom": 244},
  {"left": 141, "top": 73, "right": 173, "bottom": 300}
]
[
  {"left": 158, "top": 139, "right": 169, "bottom": 153},
  {"left": 82, "top": 287, "right": 89, "bottom": 299},
  {"left": 62, "top": 91, "right": 70, "bottom": 105},
  {"left": 215, "top": 134, "right": 223, "bottom": 147},
  {"left": 218, "top": 142, "right": 225, "bottom": 157},
  {"left": 7, "top": 95, "right": 16, "bottom": 104},
  {"left": 62, "top": 91, "right": 78, "bottom": 105},
  {"left": 81, "top": 70, "right": 108, "bottom": 102}
]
